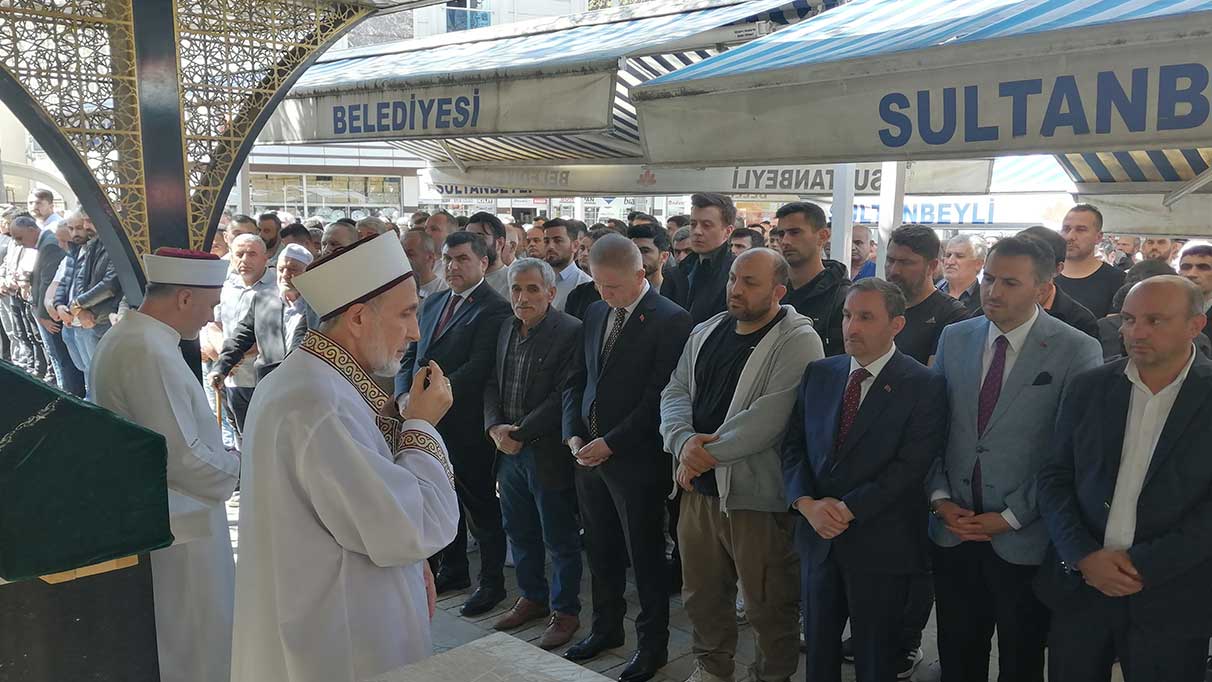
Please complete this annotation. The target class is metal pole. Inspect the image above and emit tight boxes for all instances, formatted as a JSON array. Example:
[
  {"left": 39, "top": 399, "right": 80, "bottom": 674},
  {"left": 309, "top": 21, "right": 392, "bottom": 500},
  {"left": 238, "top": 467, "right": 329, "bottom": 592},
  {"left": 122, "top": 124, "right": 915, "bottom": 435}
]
[
  {"left": 876, "top": 161, "right": 906, "bottom": 279},
  {"left": 830, "top": 163, "right": 855, "bottom": 277}
]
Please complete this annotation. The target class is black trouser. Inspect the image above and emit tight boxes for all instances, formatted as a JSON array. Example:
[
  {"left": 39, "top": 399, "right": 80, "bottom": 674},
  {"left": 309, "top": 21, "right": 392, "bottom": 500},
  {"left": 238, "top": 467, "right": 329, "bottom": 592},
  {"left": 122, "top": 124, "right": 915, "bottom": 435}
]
[
  {"left": 933, "top": 542, "right": 1048, "bottom": 682},
  {"left": 15, "top": 301, "right": 46, "bottom": 374},
  {"left": 224, "top": 386, "right": 255, "bottom": 435},
  {"left": 575, "top": 464, "right": 670, "bottom": 652},
  {"left": 1049, "top": 593, "right": 1209, "bottom": 682},
  {"left": 900, "top": 571, "right": 933, "bottom": 650},
  {"left": 804, "top": 556, "right": 910, "bottom": 682},
  {"left": 434, "top": 434, "right": 506, "bottom": 589}
]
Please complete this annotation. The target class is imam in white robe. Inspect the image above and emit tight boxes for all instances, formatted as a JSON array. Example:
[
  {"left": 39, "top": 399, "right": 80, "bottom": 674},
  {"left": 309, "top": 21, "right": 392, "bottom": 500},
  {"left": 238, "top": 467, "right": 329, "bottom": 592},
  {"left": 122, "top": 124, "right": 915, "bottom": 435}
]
[
  {"left": 89, "top": 309, "right": 241, "bottom": 682},
  {"left": 232, "top": 329, "right": 459, "bottom": 682}
]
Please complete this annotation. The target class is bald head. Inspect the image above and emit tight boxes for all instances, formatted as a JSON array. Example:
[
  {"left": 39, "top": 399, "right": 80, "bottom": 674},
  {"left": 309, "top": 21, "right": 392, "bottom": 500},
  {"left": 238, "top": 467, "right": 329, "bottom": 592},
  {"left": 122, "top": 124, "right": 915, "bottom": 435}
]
[
  {"left": 729, "top": 248, "right": 790, "bottom": 323},
  {"left": 1120, "top": 275, "right": 1206, "bottom": 369}
]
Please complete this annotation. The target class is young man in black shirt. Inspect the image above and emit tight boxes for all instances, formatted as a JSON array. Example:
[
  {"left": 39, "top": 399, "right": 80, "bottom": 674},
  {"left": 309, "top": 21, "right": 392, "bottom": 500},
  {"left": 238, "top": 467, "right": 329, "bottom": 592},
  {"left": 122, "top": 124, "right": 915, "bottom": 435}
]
[
  {"left": 878, "top": 223, "right": 967, "bottom": 676},
  {"left": 886, "top": 225, "right": 970, "bottom": 366},
  {"left": 776, "top": 201, "right": 850, "bottom": 356},
  {"left": 659, "top": 248, "right": 823, "bottom": 682},
  {"left": 675, "top": 193, "right": 736, "bottom": 324},
  {"left": 1056, "top": 204, "right": 1124, "bottom": 318}
]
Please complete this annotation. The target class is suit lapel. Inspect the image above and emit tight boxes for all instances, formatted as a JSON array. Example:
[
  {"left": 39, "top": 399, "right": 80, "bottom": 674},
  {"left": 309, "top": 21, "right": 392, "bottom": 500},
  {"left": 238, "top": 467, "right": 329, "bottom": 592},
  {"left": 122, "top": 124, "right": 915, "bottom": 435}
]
[
  {"left": 587, "top": 304, "right": 605, "bottom": 378},
  {"left": 495, "top": 318, "right": 512, "bottom": 392},
  {"left": 815, "top": 360, "right": 847, "bottom": 475},
  {"left": 984, "top": 313, "right": 1055, "bottom": 435},
  {"left": 960, "top": 320, "right": 987, "bottom": 431},
  {"left": 1100, "top": 369, "right": 1132, "bottom": 489},
  {"left": 834, "top": 352, "right": 905, "bottom": 462},
  {"left": 433, "top": 287, "right": 480, "bottom": 346},
  {"left": 600, "top": 290, "right": 655, "bottom": 377},
  {"left": 420, "top": 289, "right": 447, "bottom": 352},
  {"left": 1143, "top": 356, "right": 1212, "bottom": 488}
]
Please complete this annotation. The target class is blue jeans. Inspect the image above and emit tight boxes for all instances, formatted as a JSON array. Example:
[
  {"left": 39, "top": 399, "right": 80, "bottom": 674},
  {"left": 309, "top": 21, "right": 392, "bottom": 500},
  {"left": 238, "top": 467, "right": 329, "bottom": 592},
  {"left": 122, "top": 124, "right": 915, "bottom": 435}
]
[
  {"left": 64, "top": 324, "right": 109, "bottom": 395},
  {"left": 38, "top": 322, "right": 84, "bottom": 397},
  {"left": 496, "top": 446, "right": 583, "bottom": 615}
]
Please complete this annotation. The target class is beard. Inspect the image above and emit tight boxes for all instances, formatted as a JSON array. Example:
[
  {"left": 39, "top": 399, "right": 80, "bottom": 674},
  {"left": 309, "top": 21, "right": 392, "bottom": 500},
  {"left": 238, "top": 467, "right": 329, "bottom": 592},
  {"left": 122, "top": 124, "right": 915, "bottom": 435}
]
[{"left": 363, "top": 325, "right": 403, "bottom": 378}]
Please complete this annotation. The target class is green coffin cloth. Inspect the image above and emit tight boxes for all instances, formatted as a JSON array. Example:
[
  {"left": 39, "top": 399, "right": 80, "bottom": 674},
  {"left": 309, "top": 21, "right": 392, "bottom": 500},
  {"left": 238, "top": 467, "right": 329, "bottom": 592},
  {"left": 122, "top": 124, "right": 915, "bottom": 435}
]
[{"left": 0, "top": 360, "right": 172, "bottom": 582}]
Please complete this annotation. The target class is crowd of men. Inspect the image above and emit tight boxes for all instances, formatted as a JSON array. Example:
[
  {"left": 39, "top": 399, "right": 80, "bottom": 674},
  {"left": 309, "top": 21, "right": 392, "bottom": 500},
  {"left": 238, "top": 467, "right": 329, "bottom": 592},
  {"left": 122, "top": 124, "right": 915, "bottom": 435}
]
[
  {"left": 7, "top": 190, "right": 1212, "bottom": 682},
  {"left": 0, "top": 189, "right": 123, "bottom": 398}
]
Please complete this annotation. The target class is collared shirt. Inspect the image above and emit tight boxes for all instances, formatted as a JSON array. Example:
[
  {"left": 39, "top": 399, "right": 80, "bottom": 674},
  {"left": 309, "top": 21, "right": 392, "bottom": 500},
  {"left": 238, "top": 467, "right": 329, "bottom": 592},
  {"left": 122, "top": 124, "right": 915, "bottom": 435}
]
[
  {"left": 439, "top": 277, "right": 484, "bottom": 328},
  {"left": 982, "top": 304, "right": 1040, "bottom": 386},
  {"left": 848, "top": 342, "right": 897, "bottom": 405},
  {"left": 218, "top": 274, "right": 274, "bottom": 388},
  {"left": 501, "top": 312, "right": 552, "bottom": 423},
  {"left": 417, "top": 274, "right": 449, "bottom": 301},
  {"left": 283, "top": 293, "right": 307, "bottom": 346},
  {"left": 1104, "top": 345, "right": 1196, "bottom": 550},
  {"left": 939, "top": 278, "right": 980, "bottom": 307},
  {"left": 601, "top": 280, "right": 650, "bottom": 348},
  {"left": 553, "top": 262, "right": 592, "bottom": 311}
]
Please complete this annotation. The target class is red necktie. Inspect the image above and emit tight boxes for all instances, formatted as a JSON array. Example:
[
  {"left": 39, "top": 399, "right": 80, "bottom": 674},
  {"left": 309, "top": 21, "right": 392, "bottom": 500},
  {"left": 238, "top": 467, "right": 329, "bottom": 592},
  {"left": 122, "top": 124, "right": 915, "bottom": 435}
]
[
  {"left": 435, "top": 293, "right": 462, "bottom": 337},
  {"left": 835, "top": 367, "right": 870, "bottom": 450},
  {"left": 972, "top": 335, "right": 1008, "bottom": 513}
]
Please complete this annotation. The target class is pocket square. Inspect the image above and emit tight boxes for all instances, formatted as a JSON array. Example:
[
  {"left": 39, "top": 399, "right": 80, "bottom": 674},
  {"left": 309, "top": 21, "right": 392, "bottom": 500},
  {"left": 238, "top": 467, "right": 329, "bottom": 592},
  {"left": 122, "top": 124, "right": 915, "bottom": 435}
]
[{"left": 1032, "top": 371, "right": 1052, "bottom": 386}]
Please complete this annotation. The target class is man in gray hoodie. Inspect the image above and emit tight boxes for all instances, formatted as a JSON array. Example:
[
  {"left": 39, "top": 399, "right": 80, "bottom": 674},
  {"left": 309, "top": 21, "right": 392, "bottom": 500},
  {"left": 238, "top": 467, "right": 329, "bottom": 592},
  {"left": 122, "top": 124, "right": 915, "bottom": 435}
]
[{"left": 660, "top": 248, "right": 824, "bottom": 682}]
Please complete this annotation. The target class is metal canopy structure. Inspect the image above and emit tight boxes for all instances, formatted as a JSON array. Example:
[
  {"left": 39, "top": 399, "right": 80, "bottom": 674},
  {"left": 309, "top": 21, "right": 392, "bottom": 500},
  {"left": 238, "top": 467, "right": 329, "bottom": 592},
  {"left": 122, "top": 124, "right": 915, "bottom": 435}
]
[
  {"left": 0, "top": 0, "right": 431, "bottom": 299},
  {"left": 262, "top": 0, "right": 821, "bottom": 165}
]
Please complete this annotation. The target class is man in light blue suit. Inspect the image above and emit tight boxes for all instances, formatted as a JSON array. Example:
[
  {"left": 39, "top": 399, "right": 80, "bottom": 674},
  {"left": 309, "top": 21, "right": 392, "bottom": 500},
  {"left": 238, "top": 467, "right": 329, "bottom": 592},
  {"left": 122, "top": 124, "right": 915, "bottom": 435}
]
[{"left": 927, "top": 235, "right": 1102, "bottom": 682}]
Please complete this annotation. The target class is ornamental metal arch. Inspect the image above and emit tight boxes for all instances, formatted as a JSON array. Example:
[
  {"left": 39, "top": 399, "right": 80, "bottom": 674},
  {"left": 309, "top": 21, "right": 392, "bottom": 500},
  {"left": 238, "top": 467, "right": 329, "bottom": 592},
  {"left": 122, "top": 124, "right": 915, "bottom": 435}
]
[{"left": 0, "top": 0, "right": 419, "bottom": 302}]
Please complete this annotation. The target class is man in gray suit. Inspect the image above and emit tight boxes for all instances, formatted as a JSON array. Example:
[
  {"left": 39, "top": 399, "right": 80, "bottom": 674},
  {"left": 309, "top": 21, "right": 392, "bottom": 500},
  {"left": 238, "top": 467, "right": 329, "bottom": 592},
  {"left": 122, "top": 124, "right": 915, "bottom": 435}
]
[{"left": 928, "top": 236, "right": 1102, "bottom": 682}]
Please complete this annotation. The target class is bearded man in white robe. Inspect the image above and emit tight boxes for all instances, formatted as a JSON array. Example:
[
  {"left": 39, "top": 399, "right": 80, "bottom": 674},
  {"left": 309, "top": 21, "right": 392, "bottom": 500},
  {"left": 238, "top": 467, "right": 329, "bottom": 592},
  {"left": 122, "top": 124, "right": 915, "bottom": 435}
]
[{"left": 232, "top": 231, "right": 460, "bottom": 682}]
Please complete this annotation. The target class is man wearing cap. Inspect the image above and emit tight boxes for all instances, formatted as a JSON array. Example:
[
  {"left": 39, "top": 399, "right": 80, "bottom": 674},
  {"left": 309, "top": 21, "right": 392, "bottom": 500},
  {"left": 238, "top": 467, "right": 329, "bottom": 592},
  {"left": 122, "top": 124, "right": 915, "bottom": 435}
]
[
  {"left": 233, "top": 231, "right": 461, "bottom": 682},
  {"left": 209, "top": 244, "right": 313, "bottom": 389},
  {"left": 89, "top": 248, "right": 241, "bottom": 682}
]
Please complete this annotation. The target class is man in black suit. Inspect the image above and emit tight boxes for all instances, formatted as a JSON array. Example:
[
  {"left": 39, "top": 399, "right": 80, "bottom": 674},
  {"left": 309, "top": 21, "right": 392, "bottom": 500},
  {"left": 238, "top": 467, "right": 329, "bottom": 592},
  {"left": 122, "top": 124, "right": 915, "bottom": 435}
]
[
  {"left": 483, "top": 257, "right": 584, "bottom": 650},
  {"left": 209, "top": 245, "right": 312, "bottom": 387},
  {"left": 782, "top": 278, "right": 947, "bottom": 682},
  {"left": 562, "top": 234, "right": 692, "bottom": 682},
  {"left": 395, "top": 231, "right": 512, "bottom": 616},
  {"left": 1019, "top": 226, "right": 1100, "bottom": 339},
  {"left": 1037, "top": 275, "right": 1212, "bottom": 682},
  {"left": 674, "top": 193, "right": 736, "bottom": 324}
]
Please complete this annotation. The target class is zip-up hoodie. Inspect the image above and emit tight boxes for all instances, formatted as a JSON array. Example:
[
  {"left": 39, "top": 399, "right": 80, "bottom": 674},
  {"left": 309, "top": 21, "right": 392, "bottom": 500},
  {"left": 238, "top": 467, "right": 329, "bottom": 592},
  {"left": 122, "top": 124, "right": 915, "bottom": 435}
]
[
  {"left": 660, "top": 306, "right": 824, "bottom": 513},
  {"left": 782, "top": 259, "right": 850, "bottom": 357}
]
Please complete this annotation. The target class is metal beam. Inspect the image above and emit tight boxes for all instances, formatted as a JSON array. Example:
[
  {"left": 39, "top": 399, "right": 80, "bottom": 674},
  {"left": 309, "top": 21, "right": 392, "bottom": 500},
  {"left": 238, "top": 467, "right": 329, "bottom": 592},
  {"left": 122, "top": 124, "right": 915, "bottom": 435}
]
[
  {"left": 1163, "top": 165, "right": 1212, "bottom": 208},
  {"left": 439, "top": 140, "right": 469, "bottom": 173}
]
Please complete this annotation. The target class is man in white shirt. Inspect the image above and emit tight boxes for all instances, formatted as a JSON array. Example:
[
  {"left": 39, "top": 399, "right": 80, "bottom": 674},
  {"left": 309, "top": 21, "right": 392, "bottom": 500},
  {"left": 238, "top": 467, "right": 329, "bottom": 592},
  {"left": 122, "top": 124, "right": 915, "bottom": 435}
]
[
  {"left": 233, "top": 231, "right": 460, "bottom": 682},
  {"left": 402, "top": 227, "right": 449, "bottom": 302},
  {"left": 90, "top": 248, "right": 240, "bottom": 682},
  {"left": 542, "top": 218, "right": 592, "bottom": 310},
  {"left": 27, "top": 189, "right": 60, "bottom": 230},
  {"left": 1038, "top": 275, "right": 1212, "bottom": 682}
]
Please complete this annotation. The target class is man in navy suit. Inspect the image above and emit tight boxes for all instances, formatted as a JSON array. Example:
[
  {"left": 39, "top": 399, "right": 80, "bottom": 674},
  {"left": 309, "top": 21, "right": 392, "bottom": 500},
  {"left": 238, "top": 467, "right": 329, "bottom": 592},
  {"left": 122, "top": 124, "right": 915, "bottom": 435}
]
[
  {"left": 395, "top": 231, "right": 512, "bottom": 616},
  {"left": 562, "top": 234, "right": 692, "bottom": 682},
  {"left": 928, "top": 236, "right": 1102, "bottom": 682},
  {"left": 782, "top": 277, "right": 947, "bottom": 682},
  {"left": 1038, "top": 275, "right": 1212, "bottom": 682}
]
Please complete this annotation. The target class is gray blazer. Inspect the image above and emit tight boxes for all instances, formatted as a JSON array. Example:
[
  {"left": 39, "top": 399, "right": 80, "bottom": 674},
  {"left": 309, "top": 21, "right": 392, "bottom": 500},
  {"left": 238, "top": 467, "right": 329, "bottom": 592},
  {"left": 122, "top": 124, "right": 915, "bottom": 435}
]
[{"left": 927, "top": 310, "right": 1102, "bottom": 565}]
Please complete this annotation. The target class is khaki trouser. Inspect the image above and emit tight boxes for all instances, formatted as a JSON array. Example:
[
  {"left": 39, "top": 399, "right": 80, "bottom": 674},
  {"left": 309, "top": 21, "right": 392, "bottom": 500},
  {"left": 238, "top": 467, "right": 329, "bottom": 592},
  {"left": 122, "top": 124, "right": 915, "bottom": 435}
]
[{"left": 678, "top": 490, "right": 801, "bottom": 682}]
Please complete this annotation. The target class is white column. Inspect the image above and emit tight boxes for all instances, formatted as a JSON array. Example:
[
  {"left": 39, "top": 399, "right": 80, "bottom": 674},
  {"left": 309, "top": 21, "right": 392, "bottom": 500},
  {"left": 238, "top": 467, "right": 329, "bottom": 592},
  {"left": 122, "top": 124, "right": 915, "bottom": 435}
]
[
  {"left": 876, "top": 161, "right": 906, "bottom": 279},
  {"left": 402, "top": 175, "right": 420, "bottom": 211},
  {"left": 574, "top": 196, "right": 585, "bottom": 221},
  {"left": 236, "top": 162, "right": 251, "bottom": 215},
  {"left": 830, "top": 163, "right": 855, "bottom": 277}
]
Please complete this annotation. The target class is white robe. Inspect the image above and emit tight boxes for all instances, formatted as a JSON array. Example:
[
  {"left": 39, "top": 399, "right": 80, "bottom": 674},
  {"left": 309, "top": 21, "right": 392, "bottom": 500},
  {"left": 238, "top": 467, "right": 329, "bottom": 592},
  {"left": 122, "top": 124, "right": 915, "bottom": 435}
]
[
  {"left": 232, "top": 330, "right": 459, "bottom": 682},
  {"left": 89, "top": 310, "right": 241, "bottom": 682}
]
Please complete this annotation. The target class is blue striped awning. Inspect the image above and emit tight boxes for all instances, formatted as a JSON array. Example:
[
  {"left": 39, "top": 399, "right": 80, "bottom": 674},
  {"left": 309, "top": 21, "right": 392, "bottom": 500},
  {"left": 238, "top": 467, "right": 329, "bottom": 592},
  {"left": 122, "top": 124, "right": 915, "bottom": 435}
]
[
  {"left": 646, "top": 0, "right": 1212, "bottom": 86},
  {"left": 1058, "top": 148, "right": 1212, "bottom": 184}
]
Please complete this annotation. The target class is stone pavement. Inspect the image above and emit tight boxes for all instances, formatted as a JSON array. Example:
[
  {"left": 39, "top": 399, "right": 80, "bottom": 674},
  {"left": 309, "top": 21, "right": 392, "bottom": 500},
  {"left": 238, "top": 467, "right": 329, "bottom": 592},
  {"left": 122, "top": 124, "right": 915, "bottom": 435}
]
[{"left": 227, "top": 495, "right": 1126, "bottom": 682}]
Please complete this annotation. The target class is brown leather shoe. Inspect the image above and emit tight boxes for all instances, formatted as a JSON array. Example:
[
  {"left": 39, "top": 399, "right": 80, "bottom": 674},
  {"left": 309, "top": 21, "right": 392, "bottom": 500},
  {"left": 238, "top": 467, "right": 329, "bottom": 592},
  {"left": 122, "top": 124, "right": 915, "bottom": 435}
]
[
  {"left": 493, "top": 597, "right": 549, "bottom": 631},
  {"left": 537, "top": 612, "right": 580, "bottom": 650}
]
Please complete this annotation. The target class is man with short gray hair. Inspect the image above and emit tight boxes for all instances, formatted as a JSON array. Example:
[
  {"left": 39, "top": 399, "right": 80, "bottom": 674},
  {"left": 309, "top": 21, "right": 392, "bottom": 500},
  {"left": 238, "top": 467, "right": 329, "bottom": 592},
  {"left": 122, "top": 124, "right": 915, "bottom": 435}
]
[
  {"left": 483, "top": 257, "right": 585, "bottom": 649},
  {"left": 355, "top": 216, "right": 390, "bottom": 240},
  {"left": 562, "top": 234, "right": 692, "bottom": 681},
  {"left": 206, "top": 233, "right": 272, "bottom": 434},
  {"left": 320, "top": 221, "right": 358, "bottom": 257},
  {"left": 939, "top": 234, "right": 987, "bottom": 316}
]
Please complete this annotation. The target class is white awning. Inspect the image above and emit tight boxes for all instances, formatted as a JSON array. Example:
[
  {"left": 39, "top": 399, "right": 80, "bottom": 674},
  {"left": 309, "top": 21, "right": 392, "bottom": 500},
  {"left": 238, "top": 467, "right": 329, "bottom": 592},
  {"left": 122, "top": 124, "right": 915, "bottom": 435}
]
[{"left": 633, "top": 0, "right": 1212, "bottom": 170}]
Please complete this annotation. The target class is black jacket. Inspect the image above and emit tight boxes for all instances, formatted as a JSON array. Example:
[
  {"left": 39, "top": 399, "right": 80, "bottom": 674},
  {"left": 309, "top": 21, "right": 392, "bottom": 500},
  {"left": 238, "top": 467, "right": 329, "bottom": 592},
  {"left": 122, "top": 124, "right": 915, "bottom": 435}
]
[
  {"left": 658, "top": 262, "right": 689, "bottom": 308},
  {"left": 1037, "top": 355, "right": 1212, "bottom": 635},
  {"left": 564, "top": 280, "right": 600, "bottom": 321},
  {"left": 31, "top": 230, "right": 65, "bottom": 322},
  {"left": 781, "top": 351, "right": 948, "bottom": 574},
  {"left": 674, "top": 241, "right": 735, "bottom": 325},
  {"left": 1048, "top": 286, "right": 1099, "bottom": 340},
  {"left": 66, "top": 237, "right": 122, "bottom": 321},
  {"left": 396, "top": 280, "right": 512, "bottom": 450},
  {"left": 782, "top": 260, "right": 850, "bottom": 357},
  {"left": 484, "top": 310, "right": 582, "bottom": 490},
  {"left": 215, "top": 289, "right": 308, "bottom": 381},
  {"left": 562, "top": 288, "right": 692, "bottom": 483}
]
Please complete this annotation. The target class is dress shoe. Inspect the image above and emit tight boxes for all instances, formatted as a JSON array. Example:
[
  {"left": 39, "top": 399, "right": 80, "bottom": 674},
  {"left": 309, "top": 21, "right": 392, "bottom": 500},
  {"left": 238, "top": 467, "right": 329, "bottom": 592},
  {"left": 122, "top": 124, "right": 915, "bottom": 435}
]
[
  {"left": 493, "top": 597, "right": 549, "bottom": 631},
  {"left": 459, "top": 585, "right": 506, "bottom": 617},
  {"left": 433, "top": 571, "right": 471, "bottom": 595},
  {"left": 563, "top": 632, "right": 625, "bottom": 661},
  {"left": 537, "top": 612, "right": 580, "bottom": 649},
  {"left": 617, "top": 647, "right": 668, "bottom": 682}
]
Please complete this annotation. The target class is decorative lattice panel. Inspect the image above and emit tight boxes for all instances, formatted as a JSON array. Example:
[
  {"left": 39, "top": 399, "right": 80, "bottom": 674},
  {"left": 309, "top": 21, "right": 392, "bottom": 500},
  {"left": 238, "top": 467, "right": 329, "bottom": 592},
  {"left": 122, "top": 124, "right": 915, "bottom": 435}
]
[
  {"left": 176, "top": 0, "right": 369, "bottom": 249},
  {"left": 0, "top": 0, "right": 150, "bottom": 258}
]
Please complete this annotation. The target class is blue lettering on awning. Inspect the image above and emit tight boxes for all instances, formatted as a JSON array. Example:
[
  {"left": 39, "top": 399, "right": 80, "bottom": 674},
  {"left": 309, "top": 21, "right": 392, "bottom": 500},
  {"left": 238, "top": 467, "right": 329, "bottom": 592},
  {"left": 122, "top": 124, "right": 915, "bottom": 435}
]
[{"left": 333, "top": 88, "right": 481, "bottom": 135}]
